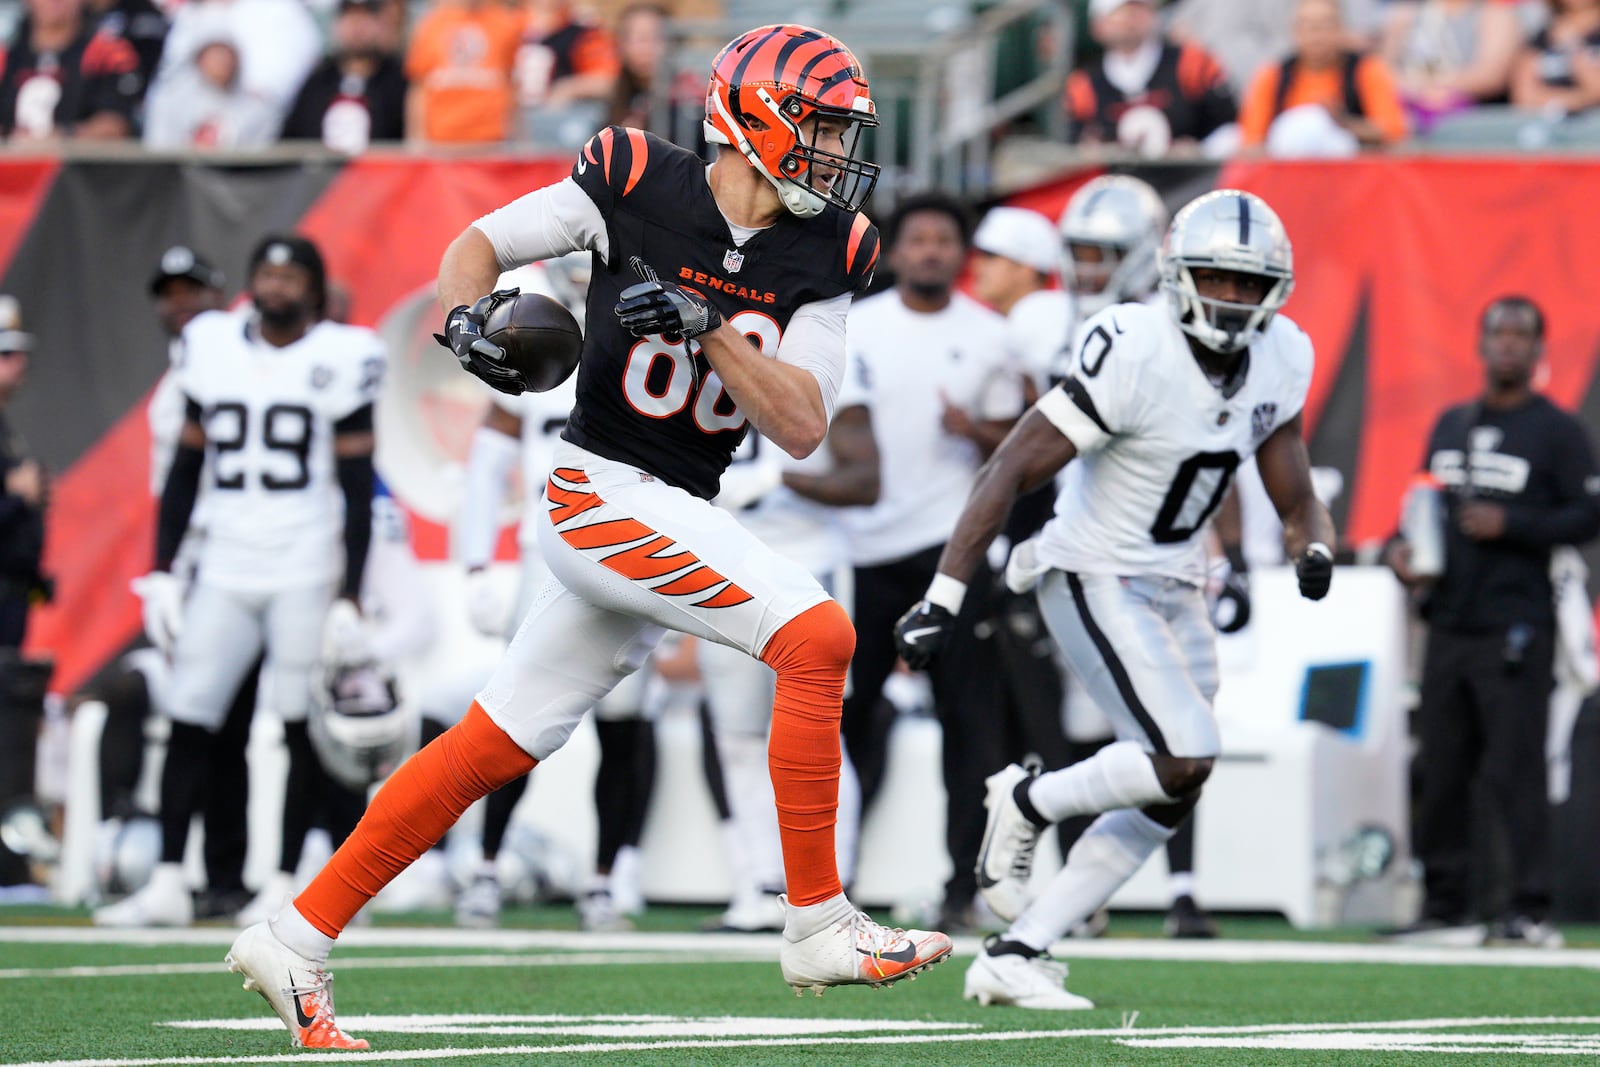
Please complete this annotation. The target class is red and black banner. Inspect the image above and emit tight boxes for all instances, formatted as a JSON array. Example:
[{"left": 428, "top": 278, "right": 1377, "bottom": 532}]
[{"left": 8, "top": 154, "right": 1600, "bottom": 692}]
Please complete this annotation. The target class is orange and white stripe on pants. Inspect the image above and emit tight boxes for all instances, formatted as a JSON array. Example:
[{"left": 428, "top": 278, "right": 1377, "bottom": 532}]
[{"left": 474, "top": 442, "right": 832, "bottom": 759}]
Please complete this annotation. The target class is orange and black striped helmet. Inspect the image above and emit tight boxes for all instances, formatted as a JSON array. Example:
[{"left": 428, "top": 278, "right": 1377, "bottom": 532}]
[{"left": 704, "top": 24, "right": 879, "bottom": 218}]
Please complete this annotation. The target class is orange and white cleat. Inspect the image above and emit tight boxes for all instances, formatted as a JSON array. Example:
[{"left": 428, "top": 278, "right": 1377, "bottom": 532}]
[
  {"left": 779, "top": 897, "right": 953, "bottom": 996},
  {"left": 225, "top": 922, "right": 368, "bottom": 1050}
]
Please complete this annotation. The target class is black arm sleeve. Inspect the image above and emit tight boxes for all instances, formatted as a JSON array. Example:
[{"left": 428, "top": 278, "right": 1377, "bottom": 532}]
[
  {"left": 156, "top": 444, "right": 204, "bottom": 571},
  {"left": 334, "top": 404, "right": 376, "bottom": 601},
  {"left": 1503, "top": 417, "right": 1600, "bottom": 548}
]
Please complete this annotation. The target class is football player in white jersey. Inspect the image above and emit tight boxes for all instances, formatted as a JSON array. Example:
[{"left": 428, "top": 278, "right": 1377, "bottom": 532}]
[
  {"left": 895, "top": 190, "right": 1336, "bottom": 1009},
  {"left": 96, "top": 235, "right": 386, "bottom": 928},
  {"left": 701, "top": 362, "right": 877, "bottom": 932},
  {"left": 454, "top": 257, "right": 660, "bottom": 932}
]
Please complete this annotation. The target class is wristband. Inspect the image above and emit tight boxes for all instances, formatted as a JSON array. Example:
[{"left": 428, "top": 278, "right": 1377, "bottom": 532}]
[{"left": 926, "top": 573, "right": 967, "bottom": 615}]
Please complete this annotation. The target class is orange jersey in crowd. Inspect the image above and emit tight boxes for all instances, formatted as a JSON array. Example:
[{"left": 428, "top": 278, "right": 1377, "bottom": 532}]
[
  {"left": 405, "top": 2, "right": 524, "bottom": 143},
  {"left": 1239, "top": 54, "right": 1409, "bottom": 147}
]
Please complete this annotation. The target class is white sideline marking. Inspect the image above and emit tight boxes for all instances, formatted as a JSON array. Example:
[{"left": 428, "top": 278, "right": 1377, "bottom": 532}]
[
  {"left": 10, "top": 1017, "right": 1600, "bottom": 1067},
  {"left": 0, "top": 951, "right": 767, "bottom": 980},
  {"left": 161, "top": 1014, "right": 981, "bottom": 1038},
  {"left": 1, "top": 925, "right": 1597, "bottom": 970}
]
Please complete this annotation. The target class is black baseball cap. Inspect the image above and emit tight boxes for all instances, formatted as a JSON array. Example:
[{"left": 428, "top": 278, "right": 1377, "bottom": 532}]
[{"left": 149, "top": 245, "right": 225, "bottom": 296}]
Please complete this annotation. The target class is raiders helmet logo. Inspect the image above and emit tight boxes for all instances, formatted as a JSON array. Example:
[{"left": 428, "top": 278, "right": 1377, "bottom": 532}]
[{"left": 722, "top": 248, "right": 744, "bottom": 274}]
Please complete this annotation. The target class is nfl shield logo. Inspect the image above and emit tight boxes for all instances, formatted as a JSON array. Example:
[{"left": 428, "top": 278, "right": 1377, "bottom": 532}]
[{"left": 722, "top": 248, "right": 744, "bottom": 274}]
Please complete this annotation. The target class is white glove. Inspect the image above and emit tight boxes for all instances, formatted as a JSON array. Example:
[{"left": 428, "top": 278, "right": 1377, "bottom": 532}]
[
  {"left": 1004, "top": 536, "right": 1050, "bottom": 595},
  {"left": 320, "top": 598, "right": 371, "bottom": 667},
  {"left": 131, "top": 572, "right": 184, "bottom": 655},
  {"left": 465, "top": 567, "right": 514, "bottom": 638}
]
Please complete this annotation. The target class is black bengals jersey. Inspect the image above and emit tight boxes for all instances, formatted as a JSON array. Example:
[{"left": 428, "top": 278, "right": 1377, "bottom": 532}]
[{"left": 562, "top": 125, "right": 879, "bottom": 501}]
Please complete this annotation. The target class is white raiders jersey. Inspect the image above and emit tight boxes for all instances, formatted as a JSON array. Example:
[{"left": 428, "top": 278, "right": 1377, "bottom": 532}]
[
  {"left": 177, "top": 310, "right": 387, "bottom": 592},
  {"left": 493, "top": 374, "right": 577, "bottom": 549},
  {"left": 1034, "top": 302, "right": 1313, "bottom": 585},
  {"left": 1006, "top": 289, "right": 1076, "bottom": 394}
]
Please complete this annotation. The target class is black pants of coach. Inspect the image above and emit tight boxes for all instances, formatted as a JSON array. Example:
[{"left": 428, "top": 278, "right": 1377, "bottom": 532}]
[
  {"left": 842, "top": 543, "right": 1008, "bottom": 912},
  {"left": 1414, "top": 624, "right": 1555, "bottom": 922}
]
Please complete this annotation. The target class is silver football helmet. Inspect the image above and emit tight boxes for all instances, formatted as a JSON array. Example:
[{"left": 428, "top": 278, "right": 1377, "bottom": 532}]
[
  {"left": 1059, "top": 175, "right": 1169, "bottom": 317},
  {"left": 308, "top": 664, "right": 410, "bottom": 792},
  {"left": 1160, "top": 190, "right": 1294, "bottom": 355}
]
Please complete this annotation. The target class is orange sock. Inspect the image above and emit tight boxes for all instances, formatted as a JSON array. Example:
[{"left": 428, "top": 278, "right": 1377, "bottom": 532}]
[
  {"left": 294, "top": 702, "right": 537, "bottom": 938},
  {"left": 760, "top": 600, "right": 854, "bottom": 907}
]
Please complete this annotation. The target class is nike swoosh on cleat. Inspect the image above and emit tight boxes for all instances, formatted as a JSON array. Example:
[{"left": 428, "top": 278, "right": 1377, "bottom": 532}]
[
  {"left": 292, "top": 983, "right": 316, "bottom": 1029},
  {"left": 901, "top": 626, "right": 941, "bottom": 642},
  {"left": 859, "top": 943, "right": 920, "bottom": 964}
]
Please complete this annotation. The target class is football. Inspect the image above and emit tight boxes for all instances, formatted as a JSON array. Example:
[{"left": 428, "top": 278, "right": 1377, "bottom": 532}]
[{"left": 480, "top": 291, "right": 583, "bottom": 393}]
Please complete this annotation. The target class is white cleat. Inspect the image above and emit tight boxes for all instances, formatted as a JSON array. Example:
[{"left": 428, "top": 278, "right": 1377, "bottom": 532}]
[
  {"left": 964, "top": 945, "right": 1094, "bottom": 1010},
  {"left": 779, "top": 896, "right": 953, "bottom": 994},
  {"left": 454, "top": 873, "right": 502, "bottom": 929},
  {"left": 577, "top": 888, "right": 634, "bottom": 932},
  {"left": 236, "top": 871, "right": 296, "bottom": 929},
  {"left": 225, "top": 922, "right": 369, "bottom": 1050},
  {"left": 93, "top": 864, "right": 193, "bottom": 928},
  {"left": 714, "top": 892, "right": 787, "bottom": 933},
  {"left": 975, "top": 763, "right": 1045, "bottom": 921}
]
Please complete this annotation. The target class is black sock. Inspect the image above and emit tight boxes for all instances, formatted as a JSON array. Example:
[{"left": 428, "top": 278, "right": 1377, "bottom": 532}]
[
  {"left": 158, "top": 722, "right": 214, "bottom": 865},
  {"left": 1013, "top": 778, "right": 1050, "bottom": 829},
  {"left": 482, "top": 773, "right": 530, "bottom": 862},
  {"left": 278, "top": 721, "right": 321, "bottom": 875},
  {"left": 987, "top": 937, "right": 1042, "bottom": 958}
]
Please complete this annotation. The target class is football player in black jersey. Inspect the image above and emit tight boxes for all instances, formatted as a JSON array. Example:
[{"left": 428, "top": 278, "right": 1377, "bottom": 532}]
[{"left": 226, "top": 24, "right": 951, "bottom": 1049}]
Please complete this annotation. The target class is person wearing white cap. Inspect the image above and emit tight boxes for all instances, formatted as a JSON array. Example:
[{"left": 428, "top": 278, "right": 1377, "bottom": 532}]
[
  {"left": 1067, "top": 0, "right": 1238, "bottom": 156},
  {"left": 970, "top": 206, "right": 1073, "bottom": 397}
]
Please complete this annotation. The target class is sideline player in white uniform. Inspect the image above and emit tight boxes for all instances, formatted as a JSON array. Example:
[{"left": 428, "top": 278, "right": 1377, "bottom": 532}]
[
  {"left": 454, "top": 257, "right": 659, "bottom": 932},
  {"left": 97, "top": 235, "right": 386, "bottom": 928},
  {"left": 700, "top": 363, "right": 877, "bottom": 931},
  {"left": 895, "top": 190, "right": 1336, "bottom": 1009}
]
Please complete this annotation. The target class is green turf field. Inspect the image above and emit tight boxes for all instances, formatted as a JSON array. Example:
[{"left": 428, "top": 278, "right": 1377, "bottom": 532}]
[{"left": 4, "top": 907, "right": 1600, "bottom": 1065}]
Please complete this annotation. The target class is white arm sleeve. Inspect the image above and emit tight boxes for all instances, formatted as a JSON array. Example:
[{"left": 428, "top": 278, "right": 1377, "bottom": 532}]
[
  {"left": 472, "top": 178, "right": 612, "bottom": 271},
  {"left": 458, "top": 426, "right": 520, "bottom": 569},
  {"left": 775, "top": 292, "right": 851, "bottom": 423}
]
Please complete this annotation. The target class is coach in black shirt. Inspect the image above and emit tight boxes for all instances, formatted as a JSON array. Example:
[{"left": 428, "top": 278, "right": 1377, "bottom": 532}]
[
  {"left": 279, "top": 0, "right": 405, "bottom": 153},
  {"left": 1386, "top": 295, "right": 1600, "bottom": 947}
]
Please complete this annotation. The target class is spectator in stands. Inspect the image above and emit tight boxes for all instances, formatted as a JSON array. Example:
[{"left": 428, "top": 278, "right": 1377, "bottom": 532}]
[
  {"left": 142, "top": 32, "right": 280, "bottom": 147},
  {"left": 1510, "top": 0, "right": 1600, "bottom": 114},
  {"left": 404, "top": 0, "right": 522, "bottom": 144},
  {"left": 1168, "top": 0, "right": 1386, "bottom": 94},
  {"left": 1384, "top": 296, "right": 1600, "bottom": 948},
  {"left": 1238, "top": 0, "right": 1410, "bottom": 155},
  {"left": 86, "top": 0, "right": 168, "bottom": 112},
  {"left": 154, "top": 0, "right": 321, "bottom": 126},
  {"left": 0, "top": 0, "right": 143, "bottom": 140},
  {"left": 1064, "top": 0, "right": 1238, "bottom": 157},
  {"left": 515, "top": 0, "right": 618, "bottom": 146},
  {"left": 281, "top": 0, "right": 406, "bottom": 152},
  {"left": 0, "top": 297, "right": 45, "bottom": 648},
  {"left": 605, "top": 2, "right": 666, "bottom": 130},
  {"left": 1382, "top": 0, "right": 1522, "bottom": 130}
]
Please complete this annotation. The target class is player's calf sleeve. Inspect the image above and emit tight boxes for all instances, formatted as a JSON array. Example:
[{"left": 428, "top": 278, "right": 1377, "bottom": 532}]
[
  {"left": 718, "top": 731, "right": 785, "bottom": 893},
  {"left": 760, "top": 600, "right": 853, "bottom": 907},
  {"left": 1009, "top": 808, "right": 1173, "bottom": 951},
  {"left": 292, "top": 702, "right": 536, "bottom": 939},
  {"left": 481, "top": 773, "right": 530, "bottom": 862},
  {"left": 1026, "top": 740, "right": 1173, "bottom": 822}
]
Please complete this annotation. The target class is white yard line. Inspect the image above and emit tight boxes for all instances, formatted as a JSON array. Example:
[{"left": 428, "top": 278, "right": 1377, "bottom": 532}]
[
  {"left": 1, "top": 925, "right": 1596, "bottom": 970},
  {"left": 10, "top": 1018, "right": 1600, "bottom": 1067},
  {"left": 0, "top": 951, "right": 769, "bottom": 980}
]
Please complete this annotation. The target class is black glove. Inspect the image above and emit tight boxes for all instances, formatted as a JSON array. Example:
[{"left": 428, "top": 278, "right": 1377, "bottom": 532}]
[
  {"left": 434, "top": 288, "right": 524, "bottom": 395},
  {"left": 615, "top": 280, "right": 721, "bottom": 341},
  {"left": 894, "top": 600, "right": 955, "bottom": 670},
  {"left": 1212, "top": 569, "right": 1251, "bottom": 634},
  {"left": 1295, "top": 542, "right": 1334, "bottom": 601}
]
